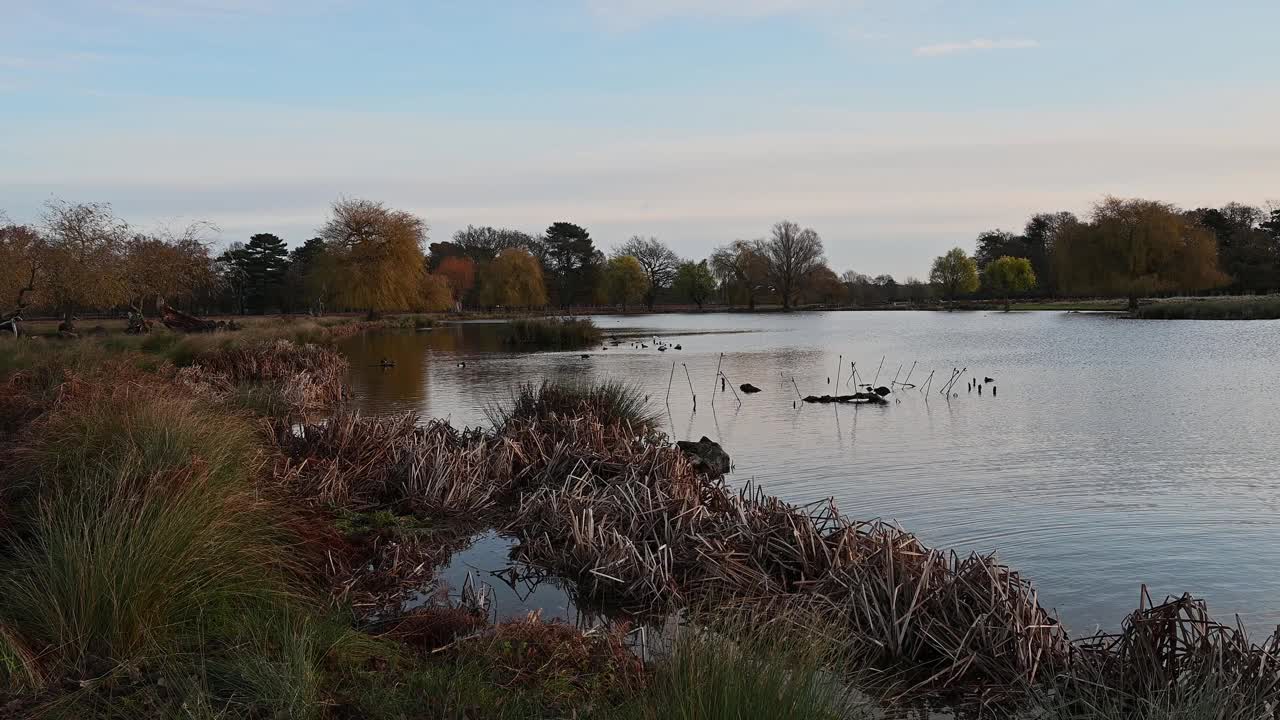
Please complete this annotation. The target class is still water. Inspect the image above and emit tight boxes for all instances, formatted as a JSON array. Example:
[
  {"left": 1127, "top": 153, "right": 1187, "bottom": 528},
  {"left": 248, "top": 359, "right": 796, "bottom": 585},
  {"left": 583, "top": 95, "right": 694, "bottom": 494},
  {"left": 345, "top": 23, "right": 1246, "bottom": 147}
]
[{"left": 342, "top": 311, "right": 1280, "bottom": 634}]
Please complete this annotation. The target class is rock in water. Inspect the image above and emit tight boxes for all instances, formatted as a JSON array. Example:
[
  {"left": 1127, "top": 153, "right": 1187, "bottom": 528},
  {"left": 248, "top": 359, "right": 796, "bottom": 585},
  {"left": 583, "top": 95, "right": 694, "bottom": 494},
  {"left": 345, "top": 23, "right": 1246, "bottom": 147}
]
[
  {"left": 740, "top": 383, "right": 762, "bottom": 393},
  {"left": 873, "top": 386, "right": 891, "bottom": 396},
  {"left": 677, "top": 436, "right": 731, "bottom": 476}
]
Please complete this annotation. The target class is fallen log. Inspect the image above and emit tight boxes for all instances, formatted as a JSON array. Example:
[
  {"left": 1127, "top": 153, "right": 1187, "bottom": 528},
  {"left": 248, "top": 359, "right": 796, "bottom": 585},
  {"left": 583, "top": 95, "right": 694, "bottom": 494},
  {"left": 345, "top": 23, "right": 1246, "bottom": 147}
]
[
  {"left": 802, "top": 392, "right": 888, "bottom": 405},
  {"left": 161, "top": 303, "right": 222, "bottom": 333}
]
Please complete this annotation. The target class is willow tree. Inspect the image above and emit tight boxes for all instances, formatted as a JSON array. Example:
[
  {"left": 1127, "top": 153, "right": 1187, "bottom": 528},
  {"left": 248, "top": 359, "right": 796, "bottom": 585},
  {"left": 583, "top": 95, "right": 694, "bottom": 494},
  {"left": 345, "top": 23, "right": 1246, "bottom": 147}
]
[
  {"left": 478, "top": 248, "right": 548, "bottom": 308},
  {"left": 318, "top": 198, "right": 428, "bottom": 316},
  {"left": 41, "top": 200, "right": 131, "bottom": 329},
  {"left": 1056, "top": 197, "right": 1227, "bottom": 311},
  {"left": 710, "top": 240, "right": 769, "bottom": 309},
  {"left": 929, "top": 247, "right": 979, "bottom": 304},
  {"left": 603, "top": 255, "right": 648, "bottom": 310},
  {"left": 982, "top": 255, "right": 1036, "bottom": 311},
  {"left": 123, "top": 224, "right": 216, "bottom": 315},
  {"left": 0, "top": 219, "right": 43, "bottom": 333}
]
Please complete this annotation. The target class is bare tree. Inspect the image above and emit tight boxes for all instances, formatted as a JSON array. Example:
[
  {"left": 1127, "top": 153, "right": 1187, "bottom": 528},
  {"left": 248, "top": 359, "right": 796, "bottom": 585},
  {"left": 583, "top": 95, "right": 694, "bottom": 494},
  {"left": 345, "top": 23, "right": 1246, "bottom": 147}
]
[
  {"left": 763, "top": 221, "right": 824, "bottom": 309},
  {"left": 613, "top": 235, "right": 679, "bottom": 310}
]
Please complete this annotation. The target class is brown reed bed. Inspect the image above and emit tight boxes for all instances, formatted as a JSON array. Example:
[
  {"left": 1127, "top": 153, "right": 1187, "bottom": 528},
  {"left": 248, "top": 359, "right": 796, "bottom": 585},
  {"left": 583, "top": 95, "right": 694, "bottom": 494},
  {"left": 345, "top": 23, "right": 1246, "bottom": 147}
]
[{"left": 276, "top": 388, "right": 1280, "bottom": 711}]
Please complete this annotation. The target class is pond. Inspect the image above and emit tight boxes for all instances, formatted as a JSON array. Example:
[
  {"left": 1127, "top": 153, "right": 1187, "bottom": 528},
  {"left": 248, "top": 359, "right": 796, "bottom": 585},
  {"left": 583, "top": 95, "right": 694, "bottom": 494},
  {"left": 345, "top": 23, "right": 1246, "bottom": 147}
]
[{"left": 341, "top": 311, "right": 1280, "bottom": 634}]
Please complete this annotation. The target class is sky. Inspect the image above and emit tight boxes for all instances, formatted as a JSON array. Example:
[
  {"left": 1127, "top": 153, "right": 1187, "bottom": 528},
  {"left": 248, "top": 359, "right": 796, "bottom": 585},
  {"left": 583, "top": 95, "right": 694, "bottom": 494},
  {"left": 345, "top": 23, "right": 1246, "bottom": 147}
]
[{"left": 2, "top": 0, "right": 1278, "bottom": 279}]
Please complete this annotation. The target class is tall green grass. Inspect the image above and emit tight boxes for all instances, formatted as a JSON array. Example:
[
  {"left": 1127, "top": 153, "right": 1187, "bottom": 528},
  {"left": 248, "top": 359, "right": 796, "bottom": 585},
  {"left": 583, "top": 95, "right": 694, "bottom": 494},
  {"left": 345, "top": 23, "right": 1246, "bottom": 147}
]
[
  {"left": 0, "top": 384, "right": 299, "bottom": 690},
  {"left": 607, "top": 615, "right": 866, "bottom": 720},
  {"left": 504, "top": 317, "right": 603, "bottom": 349}
]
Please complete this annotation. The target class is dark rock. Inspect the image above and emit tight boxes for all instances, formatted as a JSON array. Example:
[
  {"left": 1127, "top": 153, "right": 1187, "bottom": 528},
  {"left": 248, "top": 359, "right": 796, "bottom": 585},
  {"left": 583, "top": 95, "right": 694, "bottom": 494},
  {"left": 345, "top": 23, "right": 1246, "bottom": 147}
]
[
  {"left": 740, "top": 383, "right": 762, "bottom": 393},
  {"left": 984, "top": 377, "right": 994, "bottom": 383},
  {"left": 873, "top": 386, "right": 891, "bottom": 396},
  {"left": 677, "top": 436, "right": 731, "bottom": 476}
]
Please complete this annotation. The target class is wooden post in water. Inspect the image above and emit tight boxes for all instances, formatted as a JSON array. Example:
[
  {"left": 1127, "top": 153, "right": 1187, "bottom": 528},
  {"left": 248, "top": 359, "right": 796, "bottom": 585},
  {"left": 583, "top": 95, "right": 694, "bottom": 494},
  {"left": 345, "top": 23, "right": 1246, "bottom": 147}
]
[
  {"left": 711, "top": 353, "right": 724, "bottom": 404},
  {"left": 665, "top": 361, "right": 676, "bottom": 406},
  {"left": 682, "top": 363, "right": 697, "bottom": 411},
  {"left": 872, "top": 355, "right": 885, "bottom": 387},
  {"left": 834, "top": 354, "right": 842, "bottom": 393}
]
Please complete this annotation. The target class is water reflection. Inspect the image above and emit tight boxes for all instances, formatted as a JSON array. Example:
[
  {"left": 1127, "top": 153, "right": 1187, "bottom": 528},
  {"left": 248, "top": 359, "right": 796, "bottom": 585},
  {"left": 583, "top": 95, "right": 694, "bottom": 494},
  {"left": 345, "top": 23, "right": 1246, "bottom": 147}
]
[{"left": 343, "top": 312, "right": 1280, "bottom": 632}]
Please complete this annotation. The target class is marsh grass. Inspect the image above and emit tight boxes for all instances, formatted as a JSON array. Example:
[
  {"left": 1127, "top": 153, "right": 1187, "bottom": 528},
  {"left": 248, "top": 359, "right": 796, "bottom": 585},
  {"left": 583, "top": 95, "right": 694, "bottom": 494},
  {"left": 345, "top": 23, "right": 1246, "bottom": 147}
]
[
  {"left": 504, "top": 317, "right": 602, "bottom": 349},
  {"left": 608, "top": 611, "right": 866, "bottom": 720},
  {"left": 0, "top": 383, "right": 300, "bottom": 690},
  {"left": 486, "top": 379, "right": 660, "bottom": 431},
  {"left": 1137, "top": 295, "right": 1280, "bottom": 320}
]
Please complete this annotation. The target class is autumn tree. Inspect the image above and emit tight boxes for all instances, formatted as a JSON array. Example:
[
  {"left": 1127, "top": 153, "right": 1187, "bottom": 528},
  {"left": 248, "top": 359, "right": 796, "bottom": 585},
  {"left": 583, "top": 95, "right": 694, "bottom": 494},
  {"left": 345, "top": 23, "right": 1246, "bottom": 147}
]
[
  {"left": 1188, "top": 203, "right": 1274, "bottom": 292},
  {"left": 982, "top": 255, "right": 1037, "bottom": 311},
  {"left": 478, "top": 248, "right": 548, "bottom": 308},
  {"left": 614, "top": 236, "right": 679, "bottom": 310},
  {"left": 435, "top": 255, "right": 477, "bottom": 305},
  {"left": 420, "top": 272, "right": 454, "bottom": 312},
  {"left": 800, "top": 264, "right": 846, "bottom": 305},
  {"left": 542, "top": 222, "right": 600, "bottom": 307},
  {"left": 318, "top": 198, "right": 429, "bottom": 316},
  {"left": 1055, "top": 197, "right": 1227, "bottom": 311},
  {"left": 0, "top": 220, "right": 43, "bottom": 329},
  {"left": 672, "top": 260, "right": 716, "bottom": 309},
  {"left": 709, "top": 240, "right": 769, "bottom": 309},
  {"left": 603, "top": 255, "right": 648, "bottom": 310},
  {"left": 123, "top": 223, "right": 215, "bottom": 315},
  {"left": 41, "top": 200, "right": 130, "bottom": 329}
]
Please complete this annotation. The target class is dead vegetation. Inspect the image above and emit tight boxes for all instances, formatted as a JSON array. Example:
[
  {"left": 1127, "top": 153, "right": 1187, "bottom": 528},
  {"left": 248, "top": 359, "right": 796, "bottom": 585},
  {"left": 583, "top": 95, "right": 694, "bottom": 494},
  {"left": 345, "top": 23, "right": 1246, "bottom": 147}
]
[{"left": 275, "top": 381, "right": 1280, "bottom": 711}]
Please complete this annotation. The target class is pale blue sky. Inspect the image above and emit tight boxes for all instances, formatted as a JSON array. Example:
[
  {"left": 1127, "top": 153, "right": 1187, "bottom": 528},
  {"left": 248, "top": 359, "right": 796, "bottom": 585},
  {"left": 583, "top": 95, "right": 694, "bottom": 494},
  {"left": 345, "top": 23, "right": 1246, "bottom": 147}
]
[{"left": 2, "top": 0, "right": 1278, "bottom": 277}]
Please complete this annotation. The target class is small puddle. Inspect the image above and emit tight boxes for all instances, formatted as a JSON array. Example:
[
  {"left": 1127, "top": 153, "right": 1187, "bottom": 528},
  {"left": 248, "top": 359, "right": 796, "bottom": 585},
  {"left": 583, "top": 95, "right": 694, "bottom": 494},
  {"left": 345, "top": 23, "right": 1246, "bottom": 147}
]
[{"left": 405, "top": 530, "right": 580, "bottom": 622}]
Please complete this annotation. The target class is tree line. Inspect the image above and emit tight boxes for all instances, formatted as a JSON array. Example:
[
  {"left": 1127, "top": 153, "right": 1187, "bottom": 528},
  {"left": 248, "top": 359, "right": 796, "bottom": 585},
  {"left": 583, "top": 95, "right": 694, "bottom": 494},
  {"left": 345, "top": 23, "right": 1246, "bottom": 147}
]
[
  {"left": 930, "top": 197, "right": 1280, "bottom": 310},
  {"left": 3, "top": 195, "right": 1277, "bottom": 325}
]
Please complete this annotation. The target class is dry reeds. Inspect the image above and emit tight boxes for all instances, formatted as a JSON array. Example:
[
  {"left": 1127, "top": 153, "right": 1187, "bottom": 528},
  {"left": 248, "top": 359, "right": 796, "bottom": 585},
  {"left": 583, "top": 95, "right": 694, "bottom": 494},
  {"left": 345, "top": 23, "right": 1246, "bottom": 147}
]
[{"left": 273, "top": 381, "right": 1280, "bottom": 708}]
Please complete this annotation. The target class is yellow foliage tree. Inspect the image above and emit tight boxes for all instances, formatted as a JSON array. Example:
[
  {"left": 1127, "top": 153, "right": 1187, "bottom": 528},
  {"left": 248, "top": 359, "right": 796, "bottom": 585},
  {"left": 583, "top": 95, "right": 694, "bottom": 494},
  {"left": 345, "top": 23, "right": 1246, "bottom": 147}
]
[
  {"left": 478, "top": 248, "right": 548, "bottom": 308},
  {"left": 318, "top": 198, "right": 429, "bottom": 315},
  {"left": 421, "top": 273, "right": 454, "bottom": 312},
  {"left": 603, "top": 255, "right": 649, "bottom": 310},
  {"left": 1056, "top": 197, "right": 1227, "bottom": 311}
]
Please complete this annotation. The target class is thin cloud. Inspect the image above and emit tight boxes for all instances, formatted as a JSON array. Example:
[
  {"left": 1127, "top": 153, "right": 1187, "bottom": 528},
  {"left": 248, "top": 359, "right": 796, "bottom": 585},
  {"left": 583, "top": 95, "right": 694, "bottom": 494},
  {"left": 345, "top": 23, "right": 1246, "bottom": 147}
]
[
  {"left": 585, "top": 0, "right": 839, "bottom": 27},
  {"left": 913, "top": 38, "right": 1039, "bottom": 57}
]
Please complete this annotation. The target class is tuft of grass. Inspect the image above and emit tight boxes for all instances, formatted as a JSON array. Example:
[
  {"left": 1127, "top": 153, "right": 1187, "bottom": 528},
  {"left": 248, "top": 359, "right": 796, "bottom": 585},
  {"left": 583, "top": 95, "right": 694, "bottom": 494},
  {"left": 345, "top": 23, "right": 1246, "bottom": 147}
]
[
  {"left": 487, "top": 379, "right": 660, "bottom": 432},
  {"left": 608, "top": 613, "right": 865, "bottom": 720},
  {"left": 504, "top": 317, "right": 602, "bottom": 349},
  {"left": 1137, "top": 295, "right": 1280, "bottom": 320},
  {"left": 0, "top": 383, "right": 298, "bottom": 682}
]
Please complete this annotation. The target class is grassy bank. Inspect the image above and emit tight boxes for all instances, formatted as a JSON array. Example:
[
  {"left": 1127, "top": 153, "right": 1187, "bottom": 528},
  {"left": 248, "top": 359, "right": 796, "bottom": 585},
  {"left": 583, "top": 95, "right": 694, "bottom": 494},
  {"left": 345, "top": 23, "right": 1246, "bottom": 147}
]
[
  {"left": 1, "top": 324, "right": 1276, "bottom": 718},
  {"left": 1137, "top": 295, "right": 1280, "bottom": 320}
]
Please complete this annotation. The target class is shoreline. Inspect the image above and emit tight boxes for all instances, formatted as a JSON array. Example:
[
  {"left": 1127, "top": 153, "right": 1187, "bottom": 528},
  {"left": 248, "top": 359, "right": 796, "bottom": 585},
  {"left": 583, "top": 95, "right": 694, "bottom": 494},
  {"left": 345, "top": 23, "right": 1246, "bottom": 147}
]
[{"left": 2, "top": 317, "right": 1276, "bottom": 716}]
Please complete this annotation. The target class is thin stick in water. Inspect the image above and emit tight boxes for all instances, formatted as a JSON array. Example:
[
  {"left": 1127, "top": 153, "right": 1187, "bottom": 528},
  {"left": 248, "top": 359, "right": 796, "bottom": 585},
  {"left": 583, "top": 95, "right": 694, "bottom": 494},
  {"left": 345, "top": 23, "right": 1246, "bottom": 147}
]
[
  {"left": 712, "top": 353, "right": 724, "bottom": 404},
  {"left": 665, "top": 361, "right": 675, "bottom": 406},
  {"left": 682, "top": 363, "right": 697, "bottom": 411},
  {"left": 872, "top": 355, "right": 885, "bottom": 387}
]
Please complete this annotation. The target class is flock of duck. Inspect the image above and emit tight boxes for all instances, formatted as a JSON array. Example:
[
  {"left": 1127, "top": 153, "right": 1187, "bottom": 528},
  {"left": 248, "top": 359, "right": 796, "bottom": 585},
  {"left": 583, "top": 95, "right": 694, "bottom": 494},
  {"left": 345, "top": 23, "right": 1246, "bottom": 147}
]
[{"left": 580, "top": 335, "right": 683, "bottom": 358}]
